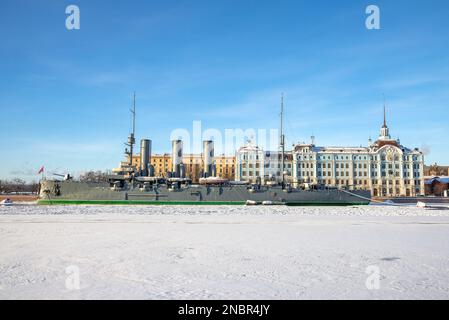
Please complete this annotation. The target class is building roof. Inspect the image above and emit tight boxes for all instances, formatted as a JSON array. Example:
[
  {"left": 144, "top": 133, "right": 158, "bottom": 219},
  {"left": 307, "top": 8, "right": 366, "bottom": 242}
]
[
  {"left": 319, "top": 146, "right": 369, "bottom": 153},
  {"left": 424, "top": 176, "right": 449, "bottom": 185},
  {"left": 293, "top": 104, "right": 422, "bottom": 155},
  {"left": 296, "top": 145, "right": 374, "bottom": 153},
  {"left": 237, "top": 142, "right": 263, "bottom": 152}
]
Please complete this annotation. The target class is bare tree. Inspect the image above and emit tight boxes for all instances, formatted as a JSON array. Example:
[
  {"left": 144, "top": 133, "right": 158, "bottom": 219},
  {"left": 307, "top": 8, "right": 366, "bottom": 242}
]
[
  {"left": 79, "top": 170, "right": 111, "bottom": 183},
  {"left": 0, "top": 178, "right": 38, "bottom": 194}
]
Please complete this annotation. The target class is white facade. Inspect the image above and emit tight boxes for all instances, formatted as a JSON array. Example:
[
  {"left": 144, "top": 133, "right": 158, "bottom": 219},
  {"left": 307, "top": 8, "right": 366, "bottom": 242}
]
[
  {"left": 235, "top": 141, "right": 292, "bottom": 184},
  {"left": 292, "top": 113, "right": 425, "bottom": 197}
]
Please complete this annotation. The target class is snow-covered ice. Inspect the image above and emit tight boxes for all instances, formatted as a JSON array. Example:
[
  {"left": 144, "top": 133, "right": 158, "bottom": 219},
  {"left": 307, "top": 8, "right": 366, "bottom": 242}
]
[{"left": 1, "top": 204, "right": 449, "bottom": 300}]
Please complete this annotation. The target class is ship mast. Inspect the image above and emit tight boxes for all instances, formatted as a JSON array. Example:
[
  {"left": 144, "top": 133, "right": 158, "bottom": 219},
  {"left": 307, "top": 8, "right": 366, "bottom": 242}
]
[
  {"left": 126, "top": 92, "right": 136, "bottom": 167},
  {"left": 280, "top": 93, "right": 285, "bottom": 186}
]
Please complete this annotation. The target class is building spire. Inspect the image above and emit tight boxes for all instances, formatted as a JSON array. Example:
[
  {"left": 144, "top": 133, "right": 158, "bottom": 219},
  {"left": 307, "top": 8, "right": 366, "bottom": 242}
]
[{"left": 379, "top": 94, "right": 391, "bottom": 140}]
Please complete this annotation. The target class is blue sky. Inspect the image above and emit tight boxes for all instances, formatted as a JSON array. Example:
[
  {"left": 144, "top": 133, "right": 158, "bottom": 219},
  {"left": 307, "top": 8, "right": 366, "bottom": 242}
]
[{"left": 1, "top": 0, "right": 449, "bottom": 181}]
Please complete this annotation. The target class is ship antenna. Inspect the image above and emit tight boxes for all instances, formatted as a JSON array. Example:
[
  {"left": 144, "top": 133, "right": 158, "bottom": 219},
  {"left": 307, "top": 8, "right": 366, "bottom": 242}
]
[
  {"left": 132, "top": 91, "right": 136, "bottom": 137},
  {"left": 127, "top": 92, "right": 136, "bottom": 166},
  {"left": 280, "top": 93, "right": 285, "bottom": 187}
]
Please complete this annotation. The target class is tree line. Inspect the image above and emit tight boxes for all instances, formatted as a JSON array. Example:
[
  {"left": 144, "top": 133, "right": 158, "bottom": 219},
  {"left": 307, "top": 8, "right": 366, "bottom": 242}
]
[
  {"left": 0, "top": 179, "right": 39, "bottom": 194},
  {"left": 1, "top": 170, "right": 112, "bottom": 193}
]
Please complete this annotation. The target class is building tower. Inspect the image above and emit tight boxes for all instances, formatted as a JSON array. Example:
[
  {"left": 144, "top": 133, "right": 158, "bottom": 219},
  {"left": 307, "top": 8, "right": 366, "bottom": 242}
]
[{"left": 379, "top": 98, "right": 391, "bottom": 140}]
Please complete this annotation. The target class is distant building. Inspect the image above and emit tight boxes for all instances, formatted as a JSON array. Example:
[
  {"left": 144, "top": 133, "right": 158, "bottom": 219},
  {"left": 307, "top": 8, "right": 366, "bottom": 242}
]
[
  {"left": 215, "top": 155, "right": 236, "bottom": 181},
  {"left": 424, "top": 163, "right": 449, "bottom": 177},
  {"left": 292, "top": 107, "right": 425, "bottom": 197},
  {"left": 182, "top": 154, "right": 235, "bottom": 183},
  {"left": 113, "top": 153, "right": 171, "bottom": 178},
  {"left": 182, "top": 154, "right": 202, "bottom": 183},
  {"left": 151, "top": 154, "right": 172, "bottom": 177},
  {"left": 113, "top": 153, "right": 235, "bottom": 183},
  {"left": 235, "top": 140, "right": 293, "bottom": 184},
  {"left": 425, "top": 177, "right": 449, "bottom": 196}
]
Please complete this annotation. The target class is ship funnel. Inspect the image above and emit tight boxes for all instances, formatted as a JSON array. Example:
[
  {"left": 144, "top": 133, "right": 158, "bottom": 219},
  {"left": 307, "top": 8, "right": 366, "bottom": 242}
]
[
  {"left": 171, "top": 140, "right": 183, "bottom": 178},
  {"left": 179, "top": 163, "right": 186, "bottom": 179},
  {"left": 140, "top": 139, "right": 151, "bottom": 177},
  {"left": 203, "top": 140, "right": 214, "bottom": 177}
]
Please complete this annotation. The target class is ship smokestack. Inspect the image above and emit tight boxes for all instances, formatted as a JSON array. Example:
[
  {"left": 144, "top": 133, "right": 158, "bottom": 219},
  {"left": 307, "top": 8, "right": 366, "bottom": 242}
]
[
  {"left": 171, "top": 140, "right": 183, "bottom": 178},
  {"left": 203, "top": 140, "right": 214, "bottom": 177},
  {"left": 179, "top": 163, "right": 186, "bottom": 179},
  {"left": 140, "top": 139, "right": 151, "bottom": 177}
]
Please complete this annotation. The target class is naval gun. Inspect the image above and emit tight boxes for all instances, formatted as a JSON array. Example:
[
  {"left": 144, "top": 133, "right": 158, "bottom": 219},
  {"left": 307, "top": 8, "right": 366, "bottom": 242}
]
[{"left": 51, "top": 173, "right": 73, "bottom": 181}]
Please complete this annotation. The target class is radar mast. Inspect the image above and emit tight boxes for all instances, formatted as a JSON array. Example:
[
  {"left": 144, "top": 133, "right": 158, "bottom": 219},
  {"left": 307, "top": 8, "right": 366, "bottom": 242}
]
[
  {"left": 126, "top": 92, "right": 136, "bottom": 167},
  {"left": 280, "top": 94, "right": 285, "bottom": 186}
]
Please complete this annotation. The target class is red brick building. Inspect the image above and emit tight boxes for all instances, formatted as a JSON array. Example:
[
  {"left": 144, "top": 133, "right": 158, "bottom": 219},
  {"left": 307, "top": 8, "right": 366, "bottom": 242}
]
[{"left": 425, "top": 177, "right": 449, "bottom": 196}]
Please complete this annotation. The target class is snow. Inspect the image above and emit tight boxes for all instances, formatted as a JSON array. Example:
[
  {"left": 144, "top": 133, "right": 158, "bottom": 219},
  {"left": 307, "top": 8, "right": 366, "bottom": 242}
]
[
  {"left": 425, "top": 176, "right": 449, "bottom": 184},
  {"left": 437, "top": 177, "right": 449, "bottom": 184},
  {"left": 1, "top": 204, "right": 449, "bottom": 300}
]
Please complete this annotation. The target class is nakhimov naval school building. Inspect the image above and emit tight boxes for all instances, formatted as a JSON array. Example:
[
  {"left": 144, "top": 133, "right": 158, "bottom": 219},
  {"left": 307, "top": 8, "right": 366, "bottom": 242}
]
[{"left": 236, "top": 107, "right": 425, "bottom": 197}]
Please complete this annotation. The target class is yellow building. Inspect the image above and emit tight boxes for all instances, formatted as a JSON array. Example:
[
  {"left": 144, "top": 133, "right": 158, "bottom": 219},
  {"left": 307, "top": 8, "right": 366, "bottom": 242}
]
[
  {"left": 151, "top": 153, "right": 172, "bottom": 177},
  {"left": 182, "top": 154, "right": 202, "bottom": 183},
  {"left": 178, "top": 154, "right": 235, "bottom": 183},
  {"left": 215, "top": 155, "right": 236, "bottom": 181},
  {"left": 113, "top": 154, "right": 171, "bottom": 178},
  {"left": 113, "top": 153, "right": 236, "bottom": 183}
]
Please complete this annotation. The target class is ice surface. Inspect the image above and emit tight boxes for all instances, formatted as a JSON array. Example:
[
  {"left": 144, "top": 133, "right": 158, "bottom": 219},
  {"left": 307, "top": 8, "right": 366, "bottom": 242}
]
[{"left": 1, "top": 204, "right": 449, "bottom": 299}]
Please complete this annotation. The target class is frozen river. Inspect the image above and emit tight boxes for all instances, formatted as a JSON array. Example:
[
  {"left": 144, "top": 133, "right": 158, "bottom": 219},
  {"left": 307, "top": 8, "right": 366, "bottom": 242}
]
[{"left": 1, "top": 204, "right": 449, "bottom": 299}]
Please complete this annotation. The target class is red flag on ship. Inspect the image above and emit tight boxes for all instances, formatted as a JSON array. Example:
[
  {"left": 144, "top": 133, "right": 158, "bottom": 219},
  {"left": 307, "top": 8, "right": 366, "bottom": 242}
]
[{"left": 38, "top": 166, "right": 44, "bottom": 174}]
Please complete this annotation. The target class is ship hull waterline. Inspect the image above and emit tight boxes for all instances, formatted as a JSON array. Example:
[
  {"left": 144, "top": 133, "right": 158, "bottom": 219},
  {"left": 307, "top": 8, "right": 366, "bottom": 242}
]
[
  {"left": 38, "top": 180, "right": 371, "bottom": 206},
  {"left": 37, "top": 199, "right": 369, "bottom": 206}
]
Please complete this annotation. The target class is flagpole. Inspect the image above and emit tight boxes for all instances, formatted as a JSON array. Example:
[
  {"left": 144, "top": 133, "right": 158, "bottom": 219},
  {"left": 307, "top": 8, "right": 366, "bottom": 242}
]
[{"left": 38, "top": 166, "right": 45, "bottom": 181}]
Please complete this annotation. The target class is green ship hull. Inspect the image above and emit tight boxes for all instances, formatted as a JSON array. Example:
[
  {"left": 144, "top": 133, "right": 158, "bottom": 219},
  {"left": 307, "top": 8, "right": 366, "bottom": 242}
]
[
  {"left": 38, "top": 180, "right": 371, "bottom": 206},
  {"left": 37, "top": 199, "right": 368, "bottom": 206}
]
